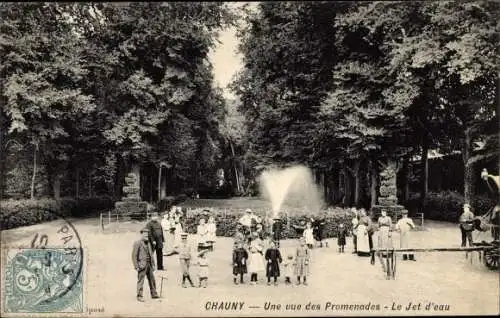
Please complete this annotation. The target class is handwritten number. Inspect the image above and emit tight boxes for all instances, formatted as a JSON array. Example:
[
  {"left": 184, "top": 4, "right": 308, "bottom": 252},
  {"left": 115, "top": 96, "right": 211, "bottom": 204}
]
[{"left": 31, "top": 233, "right": 48, "bottom": 248}]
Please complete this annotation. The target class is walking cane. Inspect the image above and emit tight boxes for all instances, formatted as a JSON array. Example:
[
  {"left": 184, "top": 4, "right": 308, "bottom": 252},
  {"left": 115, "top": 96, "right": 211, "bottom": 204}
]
[{"left": 159, "top": 275, "right": 167, "bottom": 297}]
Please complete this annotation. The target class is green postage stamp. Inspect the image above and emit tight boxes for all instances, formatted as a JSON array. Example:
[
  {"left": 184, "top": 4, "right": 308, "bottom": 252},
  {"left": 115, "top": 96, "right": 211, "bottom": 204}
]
[{"left": 2, "top": 247, "right": 84, "bottom": 314}]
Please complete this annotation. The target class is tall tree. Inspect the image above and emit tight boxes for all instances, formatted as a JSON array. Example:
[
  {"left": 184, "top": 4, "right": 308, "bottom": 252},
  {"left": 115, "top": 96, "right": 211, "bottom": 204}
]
[{"left": 1, "top": 3, "right": 95, "bottom": 199}]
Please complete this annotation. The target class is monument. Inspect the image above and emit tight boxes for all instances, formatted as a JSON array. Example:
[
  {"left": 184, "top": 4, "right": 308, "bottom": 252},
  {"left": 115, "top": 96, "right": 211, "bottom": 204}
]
[
  {"left": 370, "top": 160, "right": 405, "bottom": 220},
  {"left": 114, "top": 172, "right": 148, "bottom": 218}
]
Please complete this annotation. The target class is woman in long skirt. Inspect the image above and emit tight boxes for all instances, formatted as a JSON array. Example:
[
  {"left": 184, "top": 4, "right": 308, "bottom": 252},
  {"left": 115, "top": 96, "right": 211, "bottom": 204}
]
[
  {"left": 377, "top": 210, "right": 392, "bottom": 255},
  {"left": 356, "top": 219, "right": 371, "bottom": 256},
  {"left": 161, "top": 212, "right": 172, "bottom": 251}
]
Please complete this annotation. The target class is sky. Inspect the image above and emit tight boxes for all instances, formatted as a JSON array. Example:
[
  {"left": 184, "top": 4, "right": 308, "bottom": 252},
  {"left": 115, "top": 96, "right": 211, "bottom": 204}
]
[
  {"left": 208, "top": 26, "right": 242, "bottom": 100},
  {"left": 208, "top": 2, "right": 258, "bottom": 100}
]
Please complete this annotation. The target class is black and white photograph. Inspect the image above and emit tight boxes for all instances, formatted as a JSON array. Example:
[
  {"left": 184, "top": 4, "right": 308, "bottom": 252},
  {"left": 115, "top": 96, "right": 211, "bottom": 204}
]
[{"left": 0, "top": 1, "right": 499, "bottom": 317}]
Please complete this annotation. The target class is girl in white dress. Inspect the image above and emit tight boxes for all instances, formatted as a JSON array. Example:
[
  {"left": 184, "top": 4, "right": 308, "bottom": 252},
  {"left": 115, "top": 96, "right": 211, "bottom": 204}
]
[
  {"left": 248, "top": 234, "right": 265, "bottom": 285},
  {"left": 206, "top": 216, "right": 217, "bottom": 251},
  {"left": 196, "top": 218, "right": 208, "bottom": 251},
  {"left": 161, "top": 212, "right": 172, "bottom": 251},
  {"left": 303, "top": 222, "right": 315, "bottom": 249}
]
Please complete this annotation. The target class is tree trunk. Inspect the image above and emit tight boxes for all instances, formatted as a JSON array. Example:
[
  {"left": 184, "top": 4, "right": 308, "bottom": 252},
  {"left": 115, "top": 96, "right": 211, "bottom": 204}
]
[
  {"left": 53, "top": 175, "right": 61, "bottom": 200},
  {"left": 402, "top": 156, "right": 410, "bottom": 202},
  {"left": 354, "top": 159, "right": 361, "bottom": 207},
  {"left": 30, "top": 142, "right": 38, "bottom": 200},
  {"left": 229, "top": 139, "right": 241, "bottom": 193},
  {"left": 160, "top": 168, "right": 167, "bottom": 200},
  {"left": 328, "top": 170, "right": 336, "bottom": 204},
  {"left": 88, "top": 173, "right": 92, "bottom": 197},
  {"left": 342, "top": 167, "right": 352, "bottom": 207},
  {"left": 158, "top": 164, "right": 162, "bottom": 201},
  {"left": 420, "top": 137, "right": 429, "bottom": 207},
  {"left": 370, "top": 157, "right": 378, "bottom": 208},
  {"left": 323, "top": 171, "right": 328, "bottom": 201},
  {"left": 463, "top": 127, "right": 474, "bottom": 204},
  {"left": 75, "top": 169, "right": 80, "bottom": 199},
  {"left": 150, "top": 165, "right": 154, "bottom": 202},
  {"left": 140, "top": 166, "right": 145, "bottom": 200},
  {"left": 337, "top": 168, "right": 343, "bottom": 203}
]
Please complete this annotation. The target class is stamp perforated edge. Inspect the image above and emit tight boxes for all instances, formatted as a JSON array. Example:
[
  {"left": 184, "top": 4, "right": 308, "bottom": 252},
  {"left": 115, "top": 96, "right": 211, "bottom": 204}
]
[{"left": 1, "top": 245, "right": 88, "bottom": 317}]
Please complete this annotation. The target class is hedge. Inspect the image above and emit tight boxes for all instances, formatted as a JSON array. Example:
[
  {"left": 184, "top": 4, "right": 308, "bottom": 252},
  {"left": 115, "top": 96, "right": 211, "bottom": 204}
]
[
  {"left": 181, "top": 208, "right": 353, "bottom": 239},
  {"left": 405, "top": 191, "right": 496, "bottom": 222},
  {"left": 1, "top": 197, "right": 115, "bottom": 230}
]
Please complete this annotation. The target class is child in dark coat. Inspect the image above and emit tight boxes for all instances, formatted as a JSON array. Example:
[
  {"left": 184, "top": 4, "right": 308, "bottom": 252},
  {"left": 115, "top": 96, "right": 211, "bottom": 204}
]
[
  {"left": 337, "top": 223, "right": 347, "bottom": 253},
  {"left": 232, "top": 242, "right": 248, "bottom": 284},
  {"left": 265, "top": 240, "right": 282, "bottom": 286},
  {"left": 272, "top": 218, "right": 283, "bottom": 248}
]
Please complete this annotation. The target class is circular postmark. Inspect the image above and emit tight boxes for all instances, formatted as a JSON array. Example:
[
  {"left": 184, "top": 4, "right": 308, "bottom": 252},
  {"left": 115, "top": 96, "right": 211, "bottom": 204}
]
[{"left": 3, "top": 208, "right": 84, "bottom": 313}]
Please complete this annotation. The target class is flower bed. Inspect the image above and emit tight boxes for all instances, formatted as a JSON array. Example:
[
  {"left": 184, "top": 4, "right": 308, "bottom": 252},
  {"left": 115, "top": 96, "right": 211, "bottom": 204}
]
[{"left": 180, "top": 207, "right": 353, "bottom": 239}]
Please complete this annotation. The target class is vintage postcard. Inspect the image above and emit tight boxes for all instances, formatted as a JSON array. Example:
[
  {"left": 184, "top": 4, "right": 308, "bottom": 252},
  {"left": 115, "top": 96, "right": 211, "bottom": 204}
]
[{"left": 1, "top": 1, "right": 498, "bottom": 317}]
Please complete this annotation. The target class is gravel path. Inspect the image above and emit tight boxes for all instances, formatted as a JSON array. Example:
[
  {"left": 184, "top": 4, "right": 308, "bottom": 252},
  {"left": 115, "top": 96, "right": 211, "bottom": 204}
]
[{"left": 1, "top": 218, "right": 498, "bottom": 316}]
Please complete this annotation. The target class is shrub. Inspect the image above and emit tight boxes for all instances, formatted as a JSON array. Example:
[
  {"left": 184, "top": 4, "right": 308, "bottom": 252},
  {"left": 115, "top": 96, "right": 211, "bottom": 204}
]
[
  {"left": 471, "top": 195, "right": 497, "bottom": 216},
  {"left": 181, "top": 208, "right": 353, "bottom": 239},
  {"left": 404, "top": 191, "right": 496, "bottom": 222},
  {"left": 157, "top": 195, "right": 189, "bottom": 211},
  {"left": 72, "top": 196, "right": 115, "bottom": 217},
  {"left": 1, "top": 197, "right": 116, "bottom": 230}
]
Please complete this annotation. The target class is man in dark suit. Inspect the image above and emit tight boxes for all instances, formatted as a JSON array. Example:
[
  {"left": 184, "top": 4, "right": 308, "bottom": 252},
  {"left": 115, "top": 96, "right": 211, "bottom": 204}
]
[
  {"left": 132, "top": 228, "right": 159, "bottom": 302},
  {"left": 146, "top": 212, "right": 165, "bottom": 270}
]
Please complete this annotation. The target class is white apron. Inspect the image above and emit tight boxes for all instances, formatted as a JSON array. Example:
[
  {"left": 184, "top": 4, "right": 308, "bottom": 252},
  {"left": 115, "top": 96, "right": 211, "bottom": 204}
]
[
  {"left": 396, "top": 217, "right": 415, "bottom": 249},
  {"left": 356, "top": 224, "right": 370, "bottom": 254}
]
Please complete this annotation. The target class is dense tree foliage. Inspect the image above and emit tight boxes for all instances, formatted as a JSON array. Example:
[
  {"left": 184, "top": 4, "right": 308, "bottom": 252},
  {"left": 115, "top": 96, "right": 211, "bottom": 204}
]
[
  {"left": 233, "top": 1, "right": 498, "bottom": 207},
  {"left": 1, "top": 2, "right": 497, "bottom": 209},
  {"left": 1, "top": 2, "right": 235, "bottom": 200}
]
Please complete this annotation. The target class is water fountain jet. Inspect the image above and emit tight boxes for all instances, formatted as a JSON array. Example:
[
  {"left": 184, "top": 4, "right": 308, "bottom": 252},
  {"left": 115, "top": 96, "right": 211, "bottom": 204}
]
[{"left": 259, "top": 165, "right": 324, "bottom": 223}]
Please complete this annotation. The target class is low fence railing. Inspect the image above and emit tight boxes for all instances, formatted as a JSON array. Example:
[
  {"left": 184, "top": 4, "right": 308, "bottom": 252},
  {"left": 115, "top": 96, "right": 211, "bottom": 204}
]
[{"left": 99, "top": 211, "right": 151, "bottom": 232}]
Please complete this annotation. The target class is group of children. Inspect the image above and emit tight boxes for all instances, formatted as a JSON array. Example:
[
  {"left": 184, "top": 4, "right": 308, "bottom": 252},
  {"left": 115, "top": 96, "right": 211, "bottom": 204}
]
[
  {"left": 295, "top": 218, "right": 346, "bottom": 252},
  {"left": 159, "top": 206, "right": 418, "bottom": 291},
  {"left": 232, "top": 235, "right": 310, "bottom": 286},
  {"left": 165, "top": 231, "right": 211, "bottom": 288},
  {"left": 196, "top": 215, "right": 217, "bottom": 251},
  {"left": 160, "top": 206, "right": 185, "bottom": 248}
]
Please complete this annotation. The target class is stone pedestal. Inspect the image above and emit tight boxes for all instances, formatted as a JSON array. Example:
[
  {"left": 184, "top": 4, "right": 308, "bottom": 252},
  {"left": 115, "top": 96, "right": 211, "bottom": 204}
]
[
  {"left": 115, "top": 173, "right": 148, "bottom": 217},
  {"left": 371, "top": 161, "right": 405, "bottom": 221}
]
